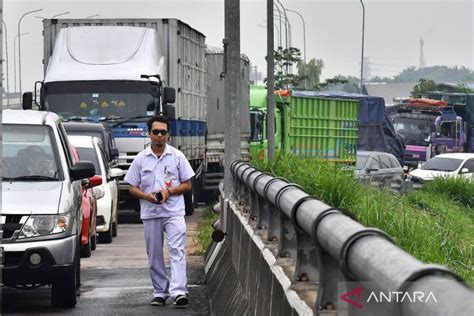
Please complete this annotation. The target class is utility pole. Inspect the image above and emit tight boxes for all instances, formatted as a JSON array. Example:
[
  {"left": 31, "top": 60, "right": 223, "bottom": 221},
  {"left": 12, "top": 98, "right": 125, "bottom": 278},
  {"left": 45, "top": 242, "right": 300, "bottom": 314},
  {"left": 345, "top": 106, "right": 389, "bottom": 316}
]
[
  {"left": 267, "top": 0, "right": 275, "bottom": 160},
  {"left": 224, "top": 0, "right": 241, "bottom": 199}
]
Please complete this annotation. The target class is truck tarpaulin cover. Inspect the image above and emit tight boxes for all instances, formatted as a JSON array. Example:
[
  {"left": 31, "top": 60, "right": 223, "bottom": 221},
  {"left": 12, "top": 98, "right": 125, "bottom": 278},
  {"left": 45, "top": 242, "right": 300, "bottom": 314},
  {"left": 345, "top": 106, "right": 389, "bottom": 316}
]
[{"left": 293, "top": 91, "right": 405, "bottom": 164}]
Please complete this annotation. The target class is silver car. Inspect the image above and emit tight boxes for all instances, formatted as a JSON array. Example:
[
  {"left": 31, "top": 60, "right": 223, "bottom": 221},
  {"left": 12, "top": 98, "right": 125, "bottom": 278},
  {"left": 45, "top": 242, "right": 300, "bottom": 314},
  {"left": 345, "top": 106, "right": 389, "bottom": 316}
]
[
  {"left": 1, "top": 110, "right": 95, "bottom": 307},
  {"left": 356, "top": 151, "right": 405, "bottom": 187}
]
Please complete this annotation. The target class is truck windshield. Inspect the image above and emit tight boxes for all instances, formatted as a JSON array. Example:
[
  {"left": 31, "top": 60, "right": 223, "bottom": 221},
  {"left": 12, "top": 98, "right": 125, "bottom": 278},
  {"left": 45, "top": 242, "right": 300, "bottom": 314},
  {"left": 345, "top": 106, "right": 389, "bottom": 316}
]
[
  {"left": 2, "top": 124, "right": 61, "bottom": 181},
  {"left": 44, "top": 81, "right": 155, "bottom": 120},
  {"left": 392, "top": 116, "right": 433, "bottom": 145}
]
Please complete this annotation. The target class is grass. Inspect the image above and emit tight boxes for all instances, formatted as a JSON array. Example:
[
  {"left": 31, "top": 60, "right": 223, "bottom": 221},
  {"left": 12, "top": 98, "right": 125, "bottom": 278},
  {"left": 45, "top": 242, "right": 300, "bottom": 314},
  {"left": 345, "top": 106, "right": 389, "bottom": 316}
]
[
  {"left": 252, "top": 153, "right": 474, "bottom": 281},
  {"left": 194, "top": 206, "right": 220, "bottom": 256}
]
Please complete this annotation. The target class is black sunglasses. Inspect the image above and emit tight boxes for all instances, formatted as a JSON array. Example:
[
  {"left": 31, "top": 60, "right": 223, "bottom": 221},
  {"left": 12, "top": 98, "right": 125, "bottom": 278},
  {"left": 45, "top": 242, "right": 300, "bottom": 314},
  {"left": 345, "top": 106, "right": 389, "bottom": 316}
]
[{"left": 151, "top": 129, "right": 169, "bottom": 136}]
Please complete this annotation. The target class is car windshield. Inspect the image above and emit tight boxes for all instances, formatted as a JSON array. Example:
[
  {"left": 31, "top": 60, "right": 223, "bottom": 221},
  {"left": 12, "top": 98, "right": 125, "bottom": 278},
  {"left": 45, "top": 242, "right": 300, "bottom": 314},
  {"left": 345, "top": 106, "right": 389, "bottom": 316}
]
[
  {"left": 356, "top": 154, "right": 369, "bottom": 170},
  {"left": 421, "top": 157, "right": 463, "bottom": 171},
  {"left": 44, "top": 80, "right": 155, "bottom": 120},
  {"left": 76, "top": 147, "right": 102, "bottom": 175},
  {"left": 2, "top": 124, "right": 61, "bottom": 181}
]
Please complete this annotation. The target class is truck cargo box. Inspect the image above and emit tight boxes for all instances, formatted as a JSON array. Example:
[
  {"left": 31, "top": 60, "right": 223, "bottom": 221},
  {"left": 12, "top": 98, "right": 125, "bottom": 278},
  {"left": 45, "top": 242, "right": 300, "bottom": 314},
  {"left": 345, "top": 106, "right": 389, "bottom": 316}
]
[
  {"left": 289, "top": 91, "right": 359, "bottom": 163},
  {"left": 294, "top": 91, "right": 405, "bottom": 164}
]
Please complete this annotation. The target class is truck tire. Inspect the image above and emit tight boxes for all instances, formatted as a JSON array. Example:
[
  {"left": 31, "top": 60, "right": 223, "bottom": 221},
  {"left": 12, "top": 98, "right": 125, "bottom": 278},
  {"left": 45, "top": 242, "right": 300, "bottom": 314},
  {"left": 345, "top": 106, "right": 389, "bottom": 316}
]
[
  {"left": 192, "top": 177, "right": 200, "bottom": 208},
  {"left": 184, "top": 190, "right": 194, "bottom": 216}
]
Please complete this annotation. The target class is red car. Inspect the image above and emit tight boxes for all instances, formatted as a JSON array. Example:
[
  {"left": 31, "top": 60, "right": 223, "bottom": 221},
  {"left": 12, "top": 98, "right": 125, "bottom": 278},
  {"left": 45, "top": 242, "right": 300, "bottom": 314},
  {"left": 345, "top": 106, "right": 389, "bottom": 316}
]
[{"left": 72, "top": 146, "right": 102, "bottom": 257}]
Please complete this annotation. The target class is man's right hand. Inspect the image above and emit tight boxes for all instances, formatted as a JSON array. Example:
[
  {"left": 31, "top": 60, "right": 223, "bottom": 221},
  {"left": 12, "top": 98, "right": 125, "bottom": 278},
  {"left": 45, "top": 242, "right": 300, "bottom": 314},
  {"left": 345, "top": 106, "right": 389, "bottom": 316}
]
[{"left": 145, "top": 192, "right": 159, "bottom": 204}]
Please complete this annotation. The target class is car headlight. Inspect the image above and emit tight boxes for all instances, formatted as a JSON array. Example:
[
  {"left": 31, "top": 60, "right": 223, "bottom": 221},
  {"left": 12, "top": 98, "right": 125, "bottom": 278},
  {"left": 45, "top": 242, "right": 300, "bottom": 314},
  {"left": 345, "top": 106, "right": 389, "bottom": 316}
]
[
  {"left": 19, "top": 214, "right": 70, "bottom": 239},
  {"left": 93, "top": 185, "right": 105, "bottom": 199}
]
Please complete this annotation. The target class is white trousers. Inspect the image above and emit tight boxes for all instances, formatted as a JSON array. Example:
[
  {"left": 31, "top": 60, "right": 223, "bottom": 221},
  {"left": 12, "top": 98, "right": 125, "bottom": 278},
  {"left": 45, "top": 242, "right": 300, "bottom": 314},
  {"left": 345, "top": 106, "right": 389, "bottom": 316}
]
[{"left": 143, "top": 216, "right": 187, "bottom": 298}]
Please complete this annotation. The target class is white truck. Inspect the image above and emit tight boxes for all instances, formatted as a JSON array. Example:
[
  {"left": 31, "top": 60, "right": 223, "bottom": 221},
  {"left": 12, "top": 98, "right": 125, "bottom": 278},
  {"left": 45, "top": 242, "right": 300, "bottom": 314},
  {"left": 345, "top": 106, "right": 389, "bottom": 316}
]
[
  {"left": 23, "top": 19, "right": 207, "bottom": 214},
  {"left": 202, "top": 46, "right": 251, "bottom": 201}
]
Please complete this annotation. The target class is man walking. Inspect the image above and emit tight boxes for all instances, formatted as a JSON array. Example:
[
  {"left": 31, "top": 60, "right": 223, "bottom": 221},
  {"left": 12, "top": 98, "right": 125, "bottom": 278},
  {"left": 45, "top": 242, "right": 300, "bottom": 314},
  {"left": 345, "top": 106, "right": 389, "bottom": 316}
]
[{"left": 124, "top": 115, "right": 195, "bottom": 307}]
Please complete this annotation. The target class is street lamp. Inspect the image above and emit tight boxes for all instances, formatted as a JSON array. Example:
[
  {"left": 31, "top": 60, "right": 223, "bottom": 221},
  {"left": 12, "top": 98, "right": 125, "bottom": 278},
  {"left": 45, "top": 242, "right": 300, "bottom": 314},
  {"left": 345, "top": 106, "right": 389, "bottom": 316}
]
[
  {"left": 35, "top": 11, "right": 70, "bottom": 20},
  {"left": 359, "top": 0, "right": 366, "bottom": 92},
  {"left": 258, "top": 23, "right": 281, "bottom": 48},
  {"left": 2, "top": 20, "right": 10, "bottom": 105},
  {"left": 14, "top": 32, "right": 29, "bottom": 93},
  {"left": 287, "top": 9, "right": 306, "bottom": 88},
  {"left": 18, "top": 8, "right": 42, "bottom": 96}
]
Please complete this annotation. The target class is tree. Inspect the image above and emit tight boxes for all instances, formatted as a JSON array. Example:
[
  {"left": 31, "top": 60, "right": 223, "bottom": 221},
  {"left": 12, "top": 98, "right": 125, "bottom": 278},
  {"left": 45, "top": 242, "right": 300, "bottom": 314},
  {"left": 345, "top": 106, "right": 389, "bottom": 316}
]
[
  {"left": 273, "top": 46, "right": 303, "bottom": 90},
  {"left": 296, "top": 58, "right": 324, "bottom": 90},
  {"left": 412, "top": 78, "right": 437, "bottom": 97}
]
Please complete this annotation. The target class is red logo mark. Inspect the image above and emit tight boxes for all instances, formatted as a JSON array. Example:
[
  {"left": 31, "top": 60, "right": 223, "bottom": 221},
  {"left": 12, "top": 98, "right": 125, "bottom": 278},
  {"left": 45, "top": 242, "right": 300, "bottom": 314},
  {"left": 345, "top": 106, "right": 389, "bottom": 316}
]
[{"left": 340, "top": 287, "right": 364, "bottom": 309}]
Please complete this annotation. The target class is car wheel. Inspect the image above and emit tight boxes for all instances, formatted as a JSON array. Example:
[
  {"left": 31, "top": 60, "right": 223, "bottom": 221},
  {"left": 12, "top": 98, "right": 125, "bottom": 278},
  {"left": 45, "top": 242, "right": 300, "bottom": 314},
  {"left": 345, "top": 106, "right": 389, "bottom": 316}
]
[
  {"left": 91, "top": 233, "right": 97, "bottom": 251},
  {"left": 112, "top": 219, "right": 118, "bottom": 237},
  {"left": 99, "top": 221, "right": 113, "bottom": 244},
  {"left": 80, "top": 236, "right": 92, "bottom": 258},
  {"left": 51, "top": 241, "right": 79, "bottom": 307}
]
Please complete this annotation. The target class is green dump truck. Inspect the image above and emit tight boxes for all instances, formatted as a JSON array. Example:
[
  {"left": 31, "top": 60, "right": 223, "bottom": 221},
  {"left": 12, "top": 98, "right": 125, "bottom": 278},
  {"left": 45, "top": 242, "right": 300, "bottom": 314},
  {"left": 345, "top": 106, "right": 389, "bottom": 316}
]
[{"left": 249, "top": 86, "right": 359, "bottom": 163}]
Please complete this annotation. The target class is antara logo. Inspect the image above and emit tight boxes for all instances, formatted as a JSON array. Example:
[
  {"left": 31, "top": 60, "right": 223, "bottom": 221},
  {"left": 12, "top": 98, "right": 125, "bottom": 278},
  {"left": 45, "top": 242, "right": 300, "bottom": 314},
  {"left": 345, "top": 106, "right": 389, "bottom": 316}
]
[
  {"left": 340, "top": 287, "right": 438, "bottom": 309},
  {"left": 367, "top": 291, "right": 438, "bottom": 303}
]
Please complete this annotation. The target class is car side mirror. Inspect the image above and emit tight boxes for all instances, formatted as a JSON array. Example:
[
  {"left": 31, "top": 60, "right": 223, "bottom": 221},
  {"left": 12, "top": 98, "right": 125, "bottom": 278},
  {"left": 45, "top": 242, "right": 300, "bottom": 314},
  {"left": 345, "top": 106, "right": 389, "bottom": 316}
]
[
  {"left": 110, "top": 168, "right": 124, "bottom": 178},
  {"left": 88, "top": 175, "right": 103, "bottom": 188},
  {"left": 70, "top": 161, "right": 95, "bottom": 181},
  {"left": 460, "top": 168, "right": 469, "bottom": 174},
  {"left": 22, "top": 92, "right": 33, "bottom": 110}
]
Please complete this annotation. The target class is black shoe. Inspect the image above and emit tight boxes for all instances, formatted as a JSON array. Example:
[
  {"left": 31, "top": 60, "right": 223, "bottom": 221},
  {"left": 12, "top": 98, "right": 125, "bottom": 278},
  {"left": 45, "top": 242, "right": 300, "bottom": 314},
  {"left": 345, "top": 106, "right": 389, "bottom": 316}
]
[
  {"left": 150, "top": 297, "right": 167, "bottom": 306},
  {"left": 173, "top": 294, "right": 188, "bottom": 307}
]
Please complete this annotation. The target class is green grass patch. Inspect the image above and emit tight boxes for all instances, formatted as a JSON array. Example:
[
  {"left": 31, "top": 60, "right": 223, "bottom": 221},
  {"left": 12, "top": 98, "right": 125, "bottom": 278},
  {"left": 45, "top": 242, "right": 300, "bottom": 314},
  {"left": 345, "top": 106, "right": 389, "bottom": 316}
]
[
  {"left": 194, "top": 206, "right": 220, "bottom": 256},
  {"left": 253, "top": 153, "right": 474, "bottom": 281}
]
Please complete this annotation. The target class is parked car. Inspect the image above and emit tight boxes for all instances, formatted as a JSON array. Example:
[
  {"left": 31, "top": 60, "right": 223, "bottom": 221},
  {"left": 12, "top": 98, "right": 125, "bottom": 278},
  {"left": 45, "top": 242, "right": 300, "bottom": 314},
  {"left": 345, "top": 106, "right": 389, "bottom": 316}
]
[
  {"left": 64, "top": 122, "right": 119, "bottom": 167},
  {"left": 409, "top": 153, "right": 474, "bottom": 182},
  {"left": 68, "top": 135, "right": 122, "bottom": 243},
  {"left": 71, "top": 146, "right": 102, "bottom": 257},
  {"left": 1, "top": 110, "right": 95, "bottom": 307},
  {"left": 355, "top": 151, "right": 405, "bottom": 187}
]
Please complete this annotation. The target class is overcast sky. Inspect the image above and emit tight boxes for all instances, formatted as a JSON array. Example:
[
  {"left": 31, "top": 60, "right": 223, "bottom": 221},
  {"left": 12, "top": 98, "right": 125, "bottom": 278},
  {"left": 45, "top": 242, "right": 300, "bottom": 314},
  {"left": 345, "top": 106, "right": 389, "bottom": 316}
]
[{"left": 3, "top": 0, "right": 473, "bottom": 93}]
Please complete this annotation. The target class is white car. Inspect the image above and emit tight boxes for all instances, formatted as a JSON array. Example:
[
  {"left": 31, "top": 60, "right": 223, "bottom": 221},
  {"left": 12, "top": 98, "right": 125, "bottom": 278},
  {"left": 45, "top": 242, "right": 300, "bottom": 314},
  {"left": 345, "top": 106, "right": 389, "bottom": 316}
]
[
  {"left": 68, "top": 135, "right": 122, "bottom": 243},
  {"left": 409, "top": 153, "right": 474, "bottom": 182}
]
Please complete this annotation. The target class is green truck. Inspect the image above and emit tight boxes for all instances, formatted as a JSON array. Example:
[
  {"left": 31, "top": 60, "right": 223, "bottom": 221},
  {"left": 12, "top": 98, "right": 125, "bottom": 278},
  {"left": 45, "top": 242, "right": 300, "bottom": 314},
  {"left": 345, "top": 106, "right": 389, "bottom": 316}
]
[
  {"left": 249, "top": 86, "right": 359, "bottom": 163},
  {"left": 250, "top": 86, "right": 406, "bottom": 165}
]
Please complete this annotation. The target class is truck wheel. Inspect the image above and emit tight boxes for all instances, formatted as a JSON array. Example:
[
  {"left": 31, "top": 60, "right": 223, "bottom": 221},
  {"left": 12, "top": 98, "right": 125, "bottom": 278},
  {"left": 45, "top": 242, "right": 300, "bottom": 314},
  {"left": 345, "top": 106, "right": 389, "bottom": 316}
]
[
  {"left": 184, "top": 190, "right": 194, "bottom": 216},
  {"left": 192, "top": 177, "right": 200, "bottom": 208}
]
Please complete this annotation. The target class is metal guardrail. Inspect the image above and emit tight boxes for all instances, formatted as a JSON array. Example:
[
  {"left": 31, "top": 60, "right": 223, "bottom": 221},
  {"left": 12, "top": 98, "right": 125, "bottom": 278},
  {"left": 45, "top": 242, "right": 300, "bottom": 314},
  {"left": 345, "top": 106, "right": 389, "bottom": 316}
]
[{"left": 229, "top": 160, "right": 474, "bottom": 315}]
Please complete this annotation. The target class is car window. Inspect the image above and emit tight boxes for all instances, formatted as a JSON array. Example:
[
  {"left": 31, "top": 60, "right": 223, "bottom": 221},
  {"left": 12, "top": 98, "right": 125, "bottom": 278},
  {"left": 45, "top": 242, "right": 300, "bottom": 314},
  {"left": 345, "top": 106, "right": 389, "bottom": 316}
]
[
  {"left": 388, "top": 155, "right": 401, "bottom": 168},
  {"left": 378, "top": 155, "right": 391, "bottom": 169},
  {"left": 461, "top": 159, "right": 474, "bottom": 172},
  {"left": 356, "top": 154, "right": 369, "bottom": 170},
  {"left": 421, "top": 157, "right": 463, "bottom": 171},
  {"left": 2, "top": 124, "right": 62, "bottom": 180},
  {"left": 368, "top": 157, "right": 380, "bottom": 169},
  {"left": 76, "top": 147, "right": 102, "bottom": 175}
]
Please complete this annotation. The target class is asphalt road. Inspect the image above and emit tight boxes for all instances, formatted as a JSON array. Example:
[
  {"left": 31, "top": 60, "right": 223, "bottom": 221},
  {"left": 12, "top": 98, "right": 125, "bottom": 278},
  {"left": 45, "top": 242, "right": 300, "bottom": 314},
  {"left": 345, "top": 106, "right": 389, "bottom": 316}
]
[{"left": 1, "top": 208, "right": 210, "bottom": 315}]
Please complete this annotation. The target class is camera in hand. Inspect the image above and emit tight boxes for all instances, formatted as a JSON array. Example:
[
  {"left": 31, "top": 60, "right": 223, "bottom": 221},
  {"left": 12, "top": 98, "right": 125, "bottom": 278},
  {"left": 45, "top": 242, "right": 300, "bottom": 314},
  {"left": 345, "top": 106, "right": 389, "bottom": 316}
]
[{"left": 155, "top": 192, "right": 163, "bottom": 202}]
